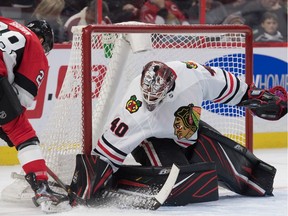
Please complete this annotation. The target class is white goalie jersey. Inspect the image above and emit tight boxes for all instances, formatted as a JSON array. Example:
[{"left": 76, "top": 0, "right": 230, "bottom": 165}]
[{"left": 93, "top": 60, "right": 248, "bottom": 171}]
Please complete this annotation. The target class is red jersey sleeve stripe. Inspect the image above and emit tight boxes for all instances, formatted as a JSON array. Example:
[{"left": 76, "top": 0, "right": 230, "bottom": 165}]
[{"left": 97, "top": 140, "right": 124, "bottom": 163}]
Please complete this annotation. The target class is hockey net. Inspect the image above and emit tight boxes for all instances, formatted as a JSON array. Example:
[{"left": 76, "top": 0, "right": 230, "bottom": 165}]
[{"left": 1, "top": 23, "right": 253, "bottom": 201}]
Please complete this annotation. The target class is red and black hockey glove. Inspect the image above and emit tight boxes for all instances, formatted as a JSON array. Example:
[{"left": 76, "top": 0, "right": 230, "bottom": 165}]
[{"left": 239, "top": 84, "right": 287, "bottom": 121}]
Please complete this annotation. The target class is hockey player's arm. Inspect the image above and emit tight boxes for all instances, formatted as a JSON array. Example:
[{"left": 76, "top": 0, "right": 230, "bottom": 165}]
[
  {"left": 200, "top": 65, "right": 248, "bottom": 105},
  {"left": 200, "top": 65, "right": 287, "bottom": 121},
  {"left": 238, "top": 84, "right": 287, "bottom": 121}
]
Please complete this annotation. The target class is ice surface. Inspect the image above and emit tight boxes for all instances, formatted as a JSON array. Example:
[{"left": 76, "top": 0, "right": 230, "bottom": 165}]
[{"left": 0, "top": 148, "right": 287, "bottom": 216}]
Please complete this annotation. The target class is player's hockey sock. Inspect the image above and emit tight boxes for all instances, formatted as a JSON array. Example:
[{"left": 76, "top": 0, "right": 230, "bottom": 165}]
[{"left": 17, "top": 139, "right": 48, "bottom": 181}]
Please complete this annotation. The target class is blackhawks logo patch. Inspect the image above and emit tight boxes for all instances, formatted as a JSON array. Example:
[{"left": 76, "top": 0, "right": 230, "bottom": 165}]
[
  {"left": 126, "top": 95, "right": 142, "bottom": 113},
  {"left": 185, "top": 61, "right": 198, "bottom": 69},
  {"left": 173, "top": 104, "right": 201, "bottom": 140}
]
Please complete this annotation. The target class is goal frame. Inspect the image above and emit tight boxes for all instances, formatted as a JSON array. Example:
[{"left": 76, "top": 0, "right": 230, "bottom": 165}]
[{"left": 81, "top": 24, "right": 254, "bottom": 154}]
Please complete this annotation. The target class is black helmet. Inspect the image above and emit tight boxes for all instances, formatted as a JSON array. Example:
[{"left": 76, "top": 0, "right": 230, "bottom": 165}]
[{"left": 26, "top": 20, "right": 54, "bottom": 54}]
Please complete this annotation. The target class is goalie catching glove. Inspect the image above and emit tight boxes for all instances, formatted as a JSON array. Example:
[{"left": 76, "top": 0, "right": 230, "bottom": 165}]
[{"left": 239, "top": 84, "right": 287, "bottom": 120}]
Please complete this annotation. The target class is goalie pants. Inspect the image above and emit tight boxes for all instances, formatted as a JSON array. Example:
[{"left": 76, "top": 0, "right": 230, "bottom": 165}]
[{"left": 132, "top": 120, "right": 276, "bottom": 197}]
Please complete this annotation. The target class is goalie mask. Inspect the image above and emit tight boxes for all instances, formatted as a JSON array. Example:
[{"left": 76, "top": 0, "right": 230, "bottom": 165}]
[
  {"left": 140, "top": 61, "right": 176, "bottom": 111},
  {"left": 26, "top": 20, "right": 54, "bottom": 54}
]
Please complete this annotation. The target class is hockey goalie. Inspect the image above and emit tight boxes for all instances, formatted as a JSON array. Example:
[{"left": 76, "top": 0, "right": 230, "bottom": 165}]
[{"left": 68, "top": 60, "right": 287, "bottom": 208}]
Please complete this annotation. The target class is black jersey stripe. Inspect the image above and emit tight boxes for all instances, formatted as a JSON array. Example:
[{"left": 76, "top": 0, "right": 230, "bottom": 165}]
[
  {"left": 222, "top": 76, "right": 241, "bottom": 104},
  {"left": 214, "top": 69, "right": 228, "bottom": 100},
  {"left": 101, "top": 135, "right": 127, "bottom": 157},
  {"left": 14, "top": 72, "right": 38, "bottom": 97}
]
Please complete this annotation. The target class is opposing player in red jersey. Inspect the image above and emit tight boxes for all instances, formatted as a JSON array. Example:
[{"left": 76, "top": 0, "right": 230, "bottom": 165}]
[
  {"left": 0, "top": 17, "right": 67, "bottom": 212},
  {"left": 69, "top": 59, "right": 287, "bottom": 206}
]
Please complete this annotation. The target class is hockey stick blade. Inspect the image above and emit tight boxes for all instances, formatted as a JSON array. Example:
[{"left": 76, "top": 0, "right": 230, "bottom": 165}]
[{"left": 148, "top": 164, "right": 180, "bottom": 210}]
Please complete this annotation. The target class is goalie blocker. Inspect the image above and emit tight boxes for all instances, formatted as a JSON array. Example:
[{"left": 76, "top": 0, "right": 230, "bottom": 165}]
[{"left": 239, "top": 84, "right": 287, "bottom": 120}]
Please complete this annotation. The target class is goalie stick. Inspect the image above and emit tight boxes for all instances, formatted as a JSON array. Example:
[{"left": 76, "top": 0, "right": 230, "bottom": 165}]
[{"left": 11, "top": 164, "right": 180, "bottom": 210}]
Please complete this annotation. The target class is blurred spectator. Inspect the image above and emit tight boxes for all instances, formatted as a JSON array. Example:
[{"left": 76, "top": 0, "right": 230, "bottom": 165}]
[
  {"left": 254, "top": 11, "right": 284, "bottom": 42},
  {"left": 222, "top": 0, "right": 248, "bottom": 14},
  {"left": 221, "top": 12, "right": 245, "bottom": 42},
  {"left": 284, "top": 0, "right": 288, "bottom": 10},
  {"left": 8, "top": 0, "right": 41, "bottom": 24},
  {"left": 0, "top": 0, "right": 11, "bottom": 7},
  {"left": 281, "top": 0, "right": 288, "bottom": 16},
  {"left": 170, "top": 0, "right": 191, "bottom": 19},
  {"left": 139, "top": 0, "right": 189, "bottom": 24},
  {"left": 61, "top": 0, "right": 92, "bottom": 23},
  {"left": 105, "top": 0, "right": 142, "bottom": 23},
  {"left": 222, "top": 11, "right": 245, "bottom": 24},
  {"left": 240, "top": 0, "right": 287, "bottom": 41},
  {"left": 32, "top": 0, "right": 66, "bottom": 43},
  {"left": 188, "top": 0, "right": 228, "bottom": 24},
  {"left": 10, "top": 0, "right": 35, "bottom": 8},
  {"left": 64, "top": 0, "right": 110, "bottom": 41}
]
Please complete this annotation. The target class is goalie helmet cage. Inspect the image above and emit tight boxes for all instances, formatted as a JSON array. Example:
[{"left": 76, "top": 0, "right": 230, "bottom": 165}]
[{"left": 1, "top": 23, "right": 253, "bottom": 201}]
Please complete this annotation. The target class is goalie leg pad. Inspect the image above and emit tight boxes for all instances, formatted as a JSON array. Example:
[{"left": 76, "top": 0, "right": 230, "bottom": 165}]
[
  {"left": 69, "top": 154, "right": 113, "bottom": 205},
  {"left": 0, "top": 76, "right": 23, "bottom": 125},
  {"left": 186, "top": 120, "right": 276, "bottom": 196},
  {"left": 116, "top": 162, "right": 219, "bottom": 206},
  {"left": 244, "top": 151, "right": 276, "bottom": 196}
]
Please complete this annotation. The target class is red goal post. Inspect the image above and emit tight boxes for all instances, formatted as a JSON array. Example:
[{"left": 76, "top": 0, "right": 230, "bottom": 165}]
[{"left": 81, "top": 24, "right": 254, "bottom": 155}]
